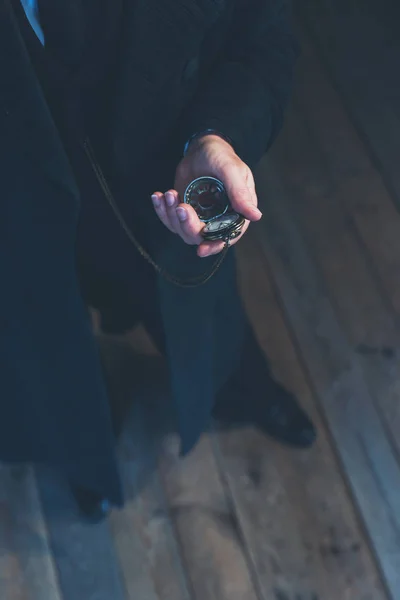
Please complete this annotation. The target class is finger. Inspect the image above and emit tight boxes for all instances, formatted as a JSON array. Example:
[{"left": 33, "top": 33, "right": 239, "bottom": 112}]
[
  {"left": 151, "top": 192, "right": 177, "bottom": 233},
  {"left": 223, "top": 165, "right": 262, "bottom": 222},
  {"left": 197, "top": 240, "right": 225, "bottom": 258},
  {"left": 165, "top": 190, "right": 182, "bottom": 234},
  {"left": 175, "top": 203, "right": 204, "bottom": 245},
  {"left": 247, "top": 180, "right": 259, "bottom": 213}
]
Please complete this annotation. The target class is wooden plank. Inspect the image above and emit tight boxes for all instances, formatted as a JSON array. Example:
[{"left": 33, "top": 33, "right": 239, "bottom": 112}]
[
  {"left": 115, "top": 326, "right": 261, "bottom": 600},
  {"left": 111, "top": 438, "right": 191, "bottom": 600},
  {"left": 253, "top": 147, "right": 400, "bottom": 598},
  {"left": 36, "top": 467, "right": 127, "bottom": 600},
  {"left": 99, "top": 333, "right": 192, "bottom": 600},
  {"left": 37, "top": 332, "right": 192, "bottom": 600},
  {"left": 209, "top": 235, "right": 388, "bottom": 600},
  {"left": 296, "top": 0, "right": 400, "bottom": 210},
  {"left": 291, "top": 29, "right": 400, "bottom": 317},
  {"left": 159, "top": 434, "right": 261, "bottom": 600},
  {"left": 272, "top": 100, "right": 400, "bottom": 448},
  {"left": 0, "top": 465, "right": 62, "bottom": 600},
  {"left": 289, "top": 32, "right": 400, "bottom": 453}
]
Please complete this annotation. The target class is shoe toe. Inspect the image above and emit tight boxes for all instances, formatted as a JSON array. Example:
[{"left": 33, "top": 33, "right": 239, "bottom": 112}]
[
  {"left": 70, "top": 485, "right": 112, "bottom": 524},
  {"left": 296, "top": 421, "right": 317, "bottom": 448},
  {"left": 86, "top": 499, "right": 111, "bottom": 524},
  {"left": 262, "top": 393, "right": 317, "bottom": 448}
]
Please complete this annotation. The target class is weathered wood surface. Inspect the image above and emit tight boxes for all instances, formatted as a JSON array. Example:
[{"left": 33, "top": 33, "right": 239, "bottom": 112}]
[
  {"left": 211, "top": 234, "right": 388, "bottom": 600},
  {"left": 101, "top": 336, "right": 192, "bottom": 600},
  {"left": 297, "top": 0, "right": 400, "bottom": 210},
  {"left": 291, "top": 28, "right": 400, "bottom": 479},
  {"left": 0, "top": 465, "right": 61, "bottom": 600},
  {"left": 252, "top": 96, "right": 400, "bottom": 595}
]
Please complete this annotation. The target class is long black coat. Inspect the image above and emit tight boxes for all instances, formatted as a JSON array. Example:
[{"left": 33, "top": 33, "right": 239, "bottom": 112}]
[{"left": 0, "top": 0, "right": 297, "bottom": 504}]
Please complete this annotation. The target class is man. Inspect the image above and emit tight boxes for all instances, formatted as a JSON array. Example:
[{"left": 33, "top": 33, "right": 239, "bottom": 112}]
[{"left": 0, "top": 0, "right": 316, "bottom": 521}]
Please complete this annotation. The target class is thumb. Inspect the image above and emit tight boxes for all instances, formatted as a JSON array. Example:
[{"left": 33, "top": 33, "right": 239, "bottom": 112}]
[{"left": 222, "top": 163, "right": 262, "bottom": 222}]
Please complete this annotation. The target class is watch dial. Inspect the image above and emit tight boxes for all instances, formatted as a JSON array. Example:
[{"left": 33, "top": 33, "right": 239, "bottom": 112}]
[
  {"left": 204, "top": 213, "right": 239, "bottom": 233},
  {"left": 184, "top": 177, "right": 230, "bottom": 222}
]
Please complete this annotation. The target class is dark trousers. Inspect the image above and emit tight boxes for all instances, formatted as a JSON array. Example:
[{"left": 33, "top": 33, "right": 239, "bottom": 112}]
[{"left": 77, "top": 246, "right": 269, "bottom": 398}]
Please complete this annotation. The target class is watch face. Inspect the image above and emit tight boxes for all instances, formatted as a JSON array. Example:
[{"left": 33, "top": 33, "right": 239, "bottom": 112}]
[
  {"left": 203, "top": 213, "right": 240, "bottom": 233},
  {"left": 184, "top": 177, "right": 230, "bottom": 222}
]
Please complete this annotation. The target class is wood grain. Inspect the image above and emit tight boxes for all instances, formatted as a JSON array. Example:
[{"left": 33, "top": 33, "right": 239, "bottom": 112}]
[
  {"left": 292, "top": 29, "right": 400, "bottom": 318},
  {"left": 297, "top": 0, "right": 400, "bottom": 211},
  {"left": 209, "top": 235, "right": 389, "bottom": 600},
  {"left": 252, "top": 145, "right": 400, "bottom": 598},
  {"left": 288, "top": 31, "right": 400, "bottom": 465},
  {"left": 159, "top": 434, "right": 260, "bottom": 600},
  {"left": 100, "top": 333, "right": 192, "bottom": 600},
  {"left": 117, "top": 328, "right": 261, "bottom": 600},
  {"left": 0, "top": 465, "right": 61, "bottom": 600},
  {"left": 37, "top": 466, "right": 126, "bottom": 600}
]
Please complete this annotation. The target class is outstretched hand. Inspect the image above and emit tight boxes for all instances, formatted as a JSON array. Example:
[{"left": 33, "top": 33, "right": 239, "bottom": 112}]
[{"left": 151, "top": 134, "right": 262, "bottom": 258}]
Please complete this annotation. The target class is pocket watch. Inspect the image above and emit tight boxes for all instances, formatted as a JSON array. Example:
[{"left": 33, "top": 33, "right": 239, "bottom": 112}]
[{"left": 184, "top": 176, "right": 245, "bottom": 242}]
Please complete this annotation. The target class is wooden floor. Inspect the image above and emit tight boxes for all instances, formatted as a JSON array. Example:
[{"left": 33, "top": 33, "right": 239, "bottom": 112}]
[{"left": 2, "top": 15, "right": 400, "bottom": 600}]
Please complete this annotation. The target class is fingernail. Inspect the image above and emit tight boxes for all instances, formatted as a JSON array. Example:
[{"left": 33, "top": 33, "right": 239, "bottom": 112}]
[
  {"left": 151, "top": 194, "right": 160, "bottom": 208},
  {"left": 176, "top": 207, "right": 187, "bottom": 222},
  {"left": 253, "top": 207, "right": 262, "bottom": 218},
  {"left": 165, "top": 192, "right": 175, "bottom": 207}
]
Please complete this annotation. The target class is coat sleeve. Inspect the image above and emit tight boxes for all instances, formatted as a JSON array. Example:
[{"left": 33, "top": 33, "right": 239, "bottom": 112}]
[{"left": 177, "top": 0, "right": 299, "bottom": 169}]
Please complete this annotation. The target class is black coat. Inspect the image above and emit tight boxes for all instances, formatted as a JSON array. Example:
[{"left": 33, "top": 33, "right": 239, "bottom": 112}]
[{"left": 0, "top": 0, "right": 297, "bottom": 504}]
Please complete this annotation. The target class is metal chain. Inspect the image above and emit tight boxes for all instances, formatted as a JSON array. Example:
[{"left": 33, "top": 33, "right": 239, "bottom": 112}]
[{"left": 83, "top": 139, "right": 229, "bottom": 288}]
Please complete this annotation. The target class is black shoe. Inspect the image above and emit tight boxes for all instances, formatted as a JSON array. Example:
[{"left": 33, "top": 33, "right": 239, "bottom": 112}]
[
  {"left": 70, "top": 484, "right": 112, "bottom": 524},
  {"left": 213, "top": 378, "right": 317, "bottom": 449}
]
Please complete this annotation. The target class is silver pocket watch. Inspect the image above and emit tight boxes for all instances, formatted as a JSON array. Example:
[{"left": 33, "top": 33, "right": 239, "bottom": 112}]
[{"left": 183, "top": 176, "right": 245, "bottom": 242}]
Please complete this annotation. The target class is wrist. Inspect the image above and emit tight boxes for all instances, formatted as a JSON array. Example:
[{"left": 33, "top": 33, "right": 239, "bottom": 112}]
[
  {"left": 185, "top": 133, "right": 233, "bottom": 157},
  {"left": 183, "top": 129, "right": 234, "bottom": 157}
]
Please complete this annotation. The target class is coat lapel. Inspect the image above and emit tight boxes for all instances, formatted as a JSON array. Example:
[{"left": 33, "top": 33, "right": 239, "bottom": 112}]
[
  {"left": 0, "top": 0, "right": 226, "bottom": 196},
  {"left": 0, "top": 2, "right": 79, "bottom": 199},
  {"left": 111, "top": 0, "right": 226, "bottom": 175},
  {"left": 0, "top": 0, "right": 225, "bottom": 192}
]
